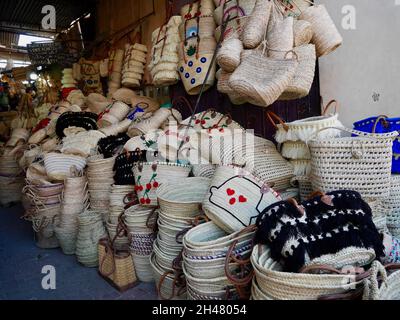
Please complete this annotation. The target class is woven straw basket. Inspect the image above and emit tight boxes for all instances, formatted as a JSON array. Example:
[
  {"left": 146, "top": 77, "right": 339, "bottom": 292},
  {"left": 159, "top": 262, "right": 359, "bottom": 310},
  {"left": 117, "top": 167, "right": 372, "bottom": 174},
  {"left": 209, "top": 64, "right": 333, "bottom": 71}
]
[
  {"left": 229, "top": 48, "right": 298, "bottom": 107},
  {"left": 291, "top": 175, "right": 314, "bottom": 202},
  {"left": 133, "top": 162, "right": 191, "bottom": 206},
  {"left": 267, "top": 100, "right": 343, "bottom": 144},
  {"left": 299, "top": 4, "right": 342, "bottom": 57},
  {"left": 156, "top": 177, "right": 211, "bottom": 217},
  {"left": 202, "top": 165, "right": 280, "bottom": 233},
  {"left": 98, "top": 238, "right": 137, "bottom": 292},
  {"left": 251, "top": 245, "right": 361, "bottom": 300},
  {"left": 309, "top": 128, "right": 397, "bottom": 199},
  {"left": 44, "top": 153, "right": 87, "bottom": 181},
  {"left": 281, "top": 140, "right": 311, "bottom": 160},
  {"left": 279, "top": 44, "right": 316, "bottom": 101}
]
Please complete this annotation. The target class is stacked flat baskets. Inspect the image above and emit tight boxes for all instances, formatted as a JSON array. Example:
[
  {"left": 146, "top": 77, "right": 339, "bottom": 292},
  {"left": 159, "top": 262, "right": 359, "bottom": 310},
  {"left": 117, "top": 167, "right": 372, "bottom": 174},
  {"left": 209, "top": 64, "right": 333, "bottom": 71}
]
[
  {"left": 125, "top": 204, "right": 158, "bottom": 282},
  {"left": 383, "top": 175, "right": 400, "bottom": 237},
  {"left": 23, "top": 180, "right": 64, "bottom": 249},
  {"left": 251, "top": 245, "right": 361, "bottom": 300},
  {"left": 183, "top": 222, "right": 255, "bottom": 300},
  {"left": 308, "top": 128, "right": 398, "bottom": 199},
  {"left": 87, "top": 155, "right": 116, "bottom": 216},
  {"left": 76, "top": 210, "right": 106, "bottom": 267},
  {"left": 54, "top": 173, "right": 89, "bottom": 254},
  {"left": 0, "top": 152, "right": 24, "bottom": 206},
  {"left": 152, "top": 177, "right": 211, "bottom": 300}
]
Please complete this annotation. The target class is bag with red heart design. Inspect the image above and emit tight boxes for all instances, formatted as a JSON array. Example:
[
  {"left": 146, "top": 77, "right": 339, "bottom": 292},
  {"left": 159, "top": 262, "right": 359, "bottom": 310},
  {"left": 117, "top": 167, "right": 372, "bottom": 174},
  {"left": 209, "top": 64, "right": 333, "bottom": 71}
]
[{"left": 202, "top": 165, "right": 281, "bottom": 233}]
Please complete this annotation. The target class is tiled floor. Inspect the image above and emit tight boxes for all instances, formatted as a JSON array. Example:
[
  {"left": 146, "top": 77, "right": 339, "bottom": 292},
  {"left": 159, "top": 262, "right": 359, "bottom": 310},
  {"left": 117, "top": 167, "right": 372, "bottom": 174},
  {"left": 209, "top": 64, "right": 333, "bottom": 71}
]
[{"left": 0, "top": 205, "right": 158, "bottom": 300}]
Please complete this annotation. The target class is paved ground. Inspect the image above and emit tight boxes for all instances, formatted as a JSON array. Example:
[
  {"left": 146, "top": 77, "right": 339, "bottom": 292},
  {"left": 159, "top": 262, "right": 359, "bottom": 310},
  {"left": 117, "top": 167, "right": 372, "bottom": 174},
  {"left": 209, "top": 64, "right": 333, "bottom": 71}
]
[{"left": 0, "top": 205, "right": 158, "bottom": 300}]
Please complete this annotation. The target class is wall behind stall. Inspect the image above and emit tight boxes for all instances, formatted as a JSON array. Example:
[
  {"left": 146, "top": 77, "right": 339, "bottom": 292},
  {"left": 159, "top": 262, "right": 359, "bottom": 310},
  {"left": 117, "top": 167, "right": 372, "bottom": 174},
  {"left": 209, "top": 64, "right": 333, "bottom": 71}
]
[{"left": 318, "top": 0, "right": 400, "bottom": 127}]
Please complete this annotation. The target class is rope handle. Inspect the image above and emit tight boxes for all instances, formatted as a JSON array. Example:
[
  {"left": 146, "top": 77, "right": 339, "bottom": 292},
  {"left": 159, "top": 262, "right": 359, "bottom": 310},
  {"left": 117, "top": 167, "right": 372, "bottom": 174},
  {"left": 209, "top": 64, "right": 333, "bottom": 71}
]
[
  {"left": 266, "top": 111, "right": 289, "bottom": 131},
  {"left": 224, "top": 225, "right": 257, "bottom": 299},
  {"left": 322, "top": 100, "right": 339, "bottom": 116},
  {"left": 157, "top": 270, "right": 186, "bottom": 300},
  {"left": 372, "top": 115, "right": 390, "bottom": 133}
]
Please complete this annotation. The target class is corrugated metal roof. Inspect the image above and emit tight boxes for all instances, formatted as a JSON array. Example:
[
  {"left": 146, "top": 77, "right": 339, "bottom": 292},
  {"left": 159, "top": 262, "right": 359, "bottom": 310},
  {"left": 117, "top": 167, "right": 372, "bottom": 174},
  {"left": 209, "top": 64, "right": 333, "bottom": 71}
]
[
  {"left": 0, "top": 0, "right": 97, "bottom": 34},
  {"left": 0, "top": 32, "right": 19, "bottom": 48}
]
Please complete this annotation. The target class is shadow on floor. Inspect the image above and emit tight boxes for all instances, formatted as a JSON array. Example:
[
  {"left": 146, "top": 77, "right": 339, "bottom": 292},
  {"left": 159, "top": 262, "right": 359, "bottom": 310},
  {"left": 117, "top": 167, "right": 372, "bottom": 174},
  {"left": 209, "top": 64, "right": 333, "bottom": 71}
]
[{"left": 0, "top": 205, "right": 158, "bottom": 300}]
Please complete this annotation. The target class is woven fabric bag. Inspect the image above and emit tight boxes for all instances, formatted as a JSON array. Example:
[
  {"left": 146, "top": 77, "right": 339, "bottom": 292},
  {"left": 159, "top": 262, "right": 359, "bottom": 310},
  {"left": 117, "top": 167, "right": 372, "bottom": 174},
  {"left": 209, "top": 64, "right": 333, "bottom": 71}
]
[
  {"left": 255, "top": 191, "right": 382, "bottom": 272},
  {"left": 242, "top": 0, "right": 272, "bottom": 49},
  {"left": 279, "top": 44, "right": 316, "bottom": 101},
  {"left": 298, "top": 4, "right": 342, "bottom": 57},
  {"left": 290, "top": 175, "right": 313, "bottom": 202},
  {"left": 309, "top": 128, "right": 397, "bottom": 199},
  {"left": 213, "top": 0, "right": 256, "bottom": 26},
  {"left": 202, "top": 165, "right": 280, "bottom": 233},
  {"left": 229, "top": 47, "right": 298, "bottom": 107}
]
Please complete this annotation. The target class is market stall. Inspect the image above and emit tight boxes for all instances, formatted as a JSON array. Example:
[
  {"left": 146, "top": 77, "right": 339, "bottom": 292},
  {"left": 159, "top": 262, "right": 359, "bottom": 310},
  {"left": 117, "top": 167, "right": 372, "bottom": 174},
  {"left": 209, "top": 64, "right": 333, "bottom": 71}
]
[{"left": 1, "top": 0, "right": 400, "bottom": 301}]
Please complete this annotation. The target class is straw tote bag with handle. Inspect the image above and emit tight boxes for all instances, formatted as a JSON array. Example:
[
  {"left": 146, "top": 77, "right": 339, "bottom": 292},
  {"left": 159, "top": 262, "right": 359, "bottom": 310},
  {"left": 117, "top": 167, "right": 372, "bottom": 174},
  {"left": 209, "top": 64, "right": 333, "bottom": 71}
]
[
  {"left": 98, "top": 234, "right": 137, "bottom": 292},
  {"left": 242, "top": 0, "right": 272, "bottom": 49},
  {"left": 255, "top": 191, "right": 383, "bottom": 272},
  {"left": 278, "top": 44, "right": 316, "bottom": 101},
  {"left": 229, "top": 45, "right": 298, "bottom": 107},
  {"left": 308, "top": 128, "right": 397, "bottom": 199},
  {"left": 267, "top": 100, "right": 343, "bottom": 144}
]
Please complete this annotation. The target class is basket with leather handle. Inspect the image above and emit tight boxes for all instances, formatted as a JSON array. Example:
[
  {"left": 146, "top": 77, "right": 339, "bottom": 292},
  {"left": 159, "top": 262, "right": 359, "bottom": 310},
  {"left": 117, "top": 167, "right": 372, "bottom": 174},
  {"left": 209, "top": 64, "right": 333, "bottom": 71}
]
[{"left": 98, "top": 212, "right": 138, "bottom": 292}]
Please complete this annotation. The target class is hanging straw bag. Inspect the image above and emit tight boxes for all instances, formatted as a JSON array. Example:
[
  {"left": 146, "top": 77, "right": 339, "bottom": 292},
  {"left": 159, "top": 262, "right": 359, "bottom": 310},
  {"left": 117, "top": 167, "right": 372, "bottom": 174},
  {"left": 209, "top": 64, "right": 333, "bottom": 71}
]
[
  {"left": 216, "top": 36, "right": 243, "bottom": 72},
  {"left": 267, "top": 100, "right": 343, "bottom": 144},
  {"left": 308, "top": 128, "right": 398, "bottom": 199},
  {"left": 229, "top": 47, "right": 298, "bottom": 107},
  {"left": 202, "top": 165, "right": 280, "bottom": 233},
  {"left": 298, "top": 4, "right": 343, "bottom": 57},
  {"left": 214, "top": 0, "right": 256, "bottom": 26},
  {"left": 98, "top": 236, "right": 138, "bottom": 292},
  {"left": 242, "top": 0, "right": 272, "bottom": 49},
  {"left": 279, "top": 44, "right": 316, "bottom": 100}
]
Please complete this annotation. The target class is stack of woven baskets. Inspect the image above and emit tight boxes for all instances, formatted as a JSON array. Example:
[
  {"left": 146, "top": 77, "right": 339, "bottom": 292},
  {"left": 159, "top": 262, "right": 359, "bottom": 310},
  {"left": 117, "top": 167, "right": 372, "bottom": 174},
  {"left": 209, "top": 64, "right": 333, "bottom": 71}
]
[
  {"left": 0, "top": 149, "right": 25, "bottom": 206},
  {"left": 149, "top": 16, "right": 182, "bottom": 86},
  {"left": 150, "top": 178, "right": 210, "bottom": 299},
  {"left": 108, "top": 49, "right": 125, "bottom": 97},
  {"left": 76, "top": 209, "right": 106, "bottom": 267},
  {"left": 122, "top": 43, "right": 148, "bottom": 88},
  {"left": 54, "top": 170, "right": 88, "bottom": 255},
  {"left": 61, "top": 68, "right": 77, "bottom": 90},
  {"left": 183, "top": 222, "right": 255, "bottom": 300},
  {"left": 105, "top": 184, "right": 135, "bottom": 250},
  {"left": 22, "top": 180, "right": 64, "bottom": 249},
  {"left": 124, "top": 204, "right": 157, "bottom": 282},
  {"left": 268, "top": 101, "right": 343, "bottom": 201},
  {"left": 87, "top": 155, "right": 116, "bottom": 217},
  {"left": 384, "top": 176, "right": 400, "bottom": 237}
]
